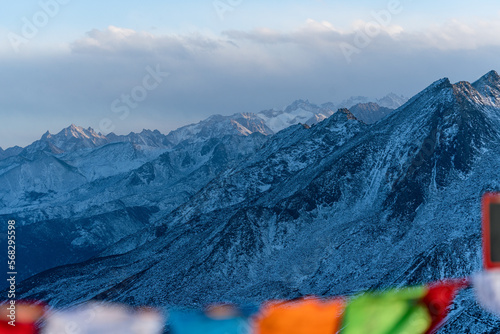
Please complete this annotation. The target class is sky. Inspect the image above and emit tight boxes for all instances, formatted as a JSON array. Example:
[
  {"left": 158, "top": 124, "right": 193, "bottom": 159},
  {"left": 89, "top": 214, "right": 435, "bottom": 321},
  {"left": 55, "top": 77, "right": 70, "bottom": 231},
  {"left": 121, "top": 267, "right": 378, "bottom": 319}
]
[{"left": 1, "top": 0, "right": 500, "bottom": 148}]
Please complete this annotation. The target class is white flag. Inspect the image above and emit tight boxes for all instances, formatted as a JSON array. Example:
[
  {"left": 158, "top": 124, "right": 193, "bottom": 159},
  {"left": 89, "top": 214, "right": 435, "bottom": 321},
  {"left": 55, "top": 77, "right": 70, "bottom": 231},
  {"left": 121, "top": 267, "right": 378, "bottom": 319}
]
[
  {"left": 42, "top": 302, "right": 164, "bottom": 334},
  {"left": 473, "top": 270, "right": 500, "bottom": 316}
]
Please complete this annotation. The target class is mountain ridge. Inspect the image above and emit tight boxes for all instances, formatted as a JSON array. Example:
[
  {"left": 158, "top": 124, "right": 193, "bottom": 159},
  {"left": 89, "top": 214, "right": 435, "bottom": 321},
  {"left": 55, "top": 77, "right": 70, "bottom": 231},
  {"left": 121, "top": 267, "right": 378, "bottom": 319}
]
[{"left": 1, "top": 94, "right": 407, "bottom": 157}]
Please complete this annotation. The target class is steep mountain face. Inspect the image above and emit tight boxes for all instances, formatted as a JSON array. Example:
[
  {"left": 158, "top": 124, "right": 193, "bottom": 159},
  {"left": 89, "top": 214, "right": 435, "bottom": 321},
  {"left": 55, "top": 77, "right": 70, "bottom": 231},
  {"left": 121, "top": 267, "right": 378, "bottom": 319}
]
[{"left": 381, "top": 78, "right": 498, "bottom": 220}]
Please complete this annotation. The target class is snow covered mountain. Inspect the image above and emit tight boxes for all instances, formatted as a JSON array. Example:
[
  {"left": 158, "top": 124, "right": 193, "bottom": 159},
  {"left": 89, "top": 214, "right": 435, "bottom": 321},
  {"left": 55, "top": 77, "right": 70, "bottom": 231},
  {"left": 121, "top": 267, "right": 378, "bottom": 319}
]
[
  {"left": 257, "top": 94, "right": 408, "bottom": 131},
  {"left": 20, "top": 124, "right": 110, "bottom": 157},
  {"left": 14, "top": 71, "right": 500, "bottom": 332},
  {"left": 1, "top": 103, "right": 346, "bottom": 282},
  {"left": 376, "top": 92, "right": 409, "bottom": 109},
  {"left": 322, "top": 93, "right": 407, "bottom": 124},
  {"left": 0, "top": 128, "right": 267, "bottom": 283},
  {"left": 163, "top": 112, "right": 274, "bottom": 145},
  {"left": 335, "top": 93, "right": 408, "bottom": 110},
  {"left": 1, "top": 94, "right": 405, "bottom": 162},
  {"left": 256, "top": 99, "right": 335, "bottom": 132},
  {"left": 348, "top": 102, "right": 394, "bottom": 124},
  {"left": 0, "top": 90, "right": 404, "bottom": 291}
]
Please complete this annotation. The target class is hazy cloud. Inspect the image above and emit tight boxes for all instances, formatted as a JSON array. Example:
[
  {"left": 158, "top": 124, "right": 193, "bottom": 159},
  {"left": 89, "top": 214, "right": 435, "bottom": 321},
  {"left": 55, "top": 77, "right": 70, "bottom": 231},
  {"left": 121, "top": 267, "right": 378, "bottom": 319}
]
[
  {"left": 222, "top": 18, "right": 403, "bottom": 48},
  {"left": 409, "top": 19, "right": 500, "bottom": 50},
  {"left": 71, "top": 25, "right": 224, "bottom": 57},
  {"left": 1, "top": 20, "right": 500, "bottom": 148}
]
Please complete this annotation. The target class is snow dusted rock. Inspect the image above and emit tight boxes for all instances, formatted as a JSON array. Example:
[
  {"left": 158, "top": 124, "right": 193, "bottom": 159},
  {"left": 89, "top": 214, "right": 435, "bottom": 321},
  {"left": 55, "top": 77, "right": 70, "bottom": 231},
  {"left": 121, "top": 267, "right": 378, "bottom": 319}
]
[
  {"left": 472, "top": 70, "right": 500, "bottom": 107},
  {"left": 5, "top": 72, "right": 500, "bottom": 333}
]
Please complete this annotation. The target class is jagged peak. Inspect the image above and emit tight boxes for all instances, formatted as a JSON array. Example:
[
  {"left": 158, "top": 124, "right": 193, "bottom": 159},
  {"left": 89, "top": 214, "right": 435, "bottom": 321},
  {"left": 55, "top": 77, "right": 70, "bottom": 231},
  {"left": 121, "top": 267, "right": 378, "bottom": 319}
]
[
  {"left": 60, "top": 124, "right": 86, "bottom": 136},
  {"left": 37, "top": 125, "right": 108, "bottom": 145},
  {"left": 472, "top": 70, "right": 500, "bottom": 89},
  {"left": 400, "top": 77, "right": 452, "bottom": 108},
  {"left": 429, "top": 77, "right": 452, "bottom": 89},
  {"left": 454, "top": 80, "right": 472, "bottom": 86},
  {"left": 87, "top": 126, "right": 98, "bottom": 134},
  {"left": 334, "top": 108, "right": 358, "bottom": 121},
  {"left": 41, "top": 130, "right": 51, "bottom": 139},
  {"left": 453, "top": 80, "right": 475, "bottom": 92},
  {"left": 481, "top": 70, "right": 500, "bottom": 81},
  {"left": 450, "top": 80, "right": 487, "bottom": 105}
]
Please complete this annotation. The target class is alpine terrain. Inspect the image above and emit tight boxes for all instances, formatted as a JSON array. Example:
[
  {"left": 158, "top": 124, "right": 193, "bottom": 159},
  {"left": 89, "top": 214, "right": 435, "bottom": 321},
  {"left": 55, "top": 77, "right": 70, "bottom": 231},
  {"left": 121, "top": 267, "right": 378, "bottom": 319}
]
[{"left": 3, "top": 72, "right": 500, "bottom": 332}]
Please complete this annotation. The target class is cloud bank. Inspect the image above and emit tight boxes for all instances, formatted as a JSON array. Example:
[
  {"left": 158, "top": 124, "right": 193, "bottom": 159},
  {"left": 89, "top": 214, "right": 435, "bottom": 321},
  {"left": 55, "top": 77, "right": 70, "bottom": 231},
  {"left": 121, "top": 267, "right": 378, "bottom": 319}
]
[{"left": 1, "top": 18, "right": 500, "bottom": 148}]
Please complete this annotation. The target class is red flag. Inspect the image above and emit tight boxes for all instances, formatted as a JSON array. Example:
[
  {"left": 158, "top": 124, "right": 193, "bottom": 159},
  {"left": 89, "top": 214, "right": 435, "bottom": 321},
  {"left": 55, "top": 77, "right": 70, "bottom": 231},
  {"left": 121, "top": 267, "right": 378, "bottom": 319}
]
[
  {"left": 421, "top": 278, "right": 469, "bottom": 334},
  {"left": 0, "top": 301, "right": 45, "bottom": 334},
  {"left": 0, "top": 321, "right": 38, "bottom": 334}
]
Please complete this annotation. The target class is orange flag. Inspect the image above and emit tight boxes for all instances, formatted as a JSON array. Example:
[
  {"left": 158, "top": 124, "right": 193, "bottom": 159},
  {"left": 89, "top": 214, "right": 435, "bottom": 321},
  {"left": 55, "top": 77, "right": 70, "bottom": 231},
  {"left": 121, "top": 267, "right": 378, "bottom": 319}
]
[{"left": 253, "top": 296, "right": 345, "bottom": 334}]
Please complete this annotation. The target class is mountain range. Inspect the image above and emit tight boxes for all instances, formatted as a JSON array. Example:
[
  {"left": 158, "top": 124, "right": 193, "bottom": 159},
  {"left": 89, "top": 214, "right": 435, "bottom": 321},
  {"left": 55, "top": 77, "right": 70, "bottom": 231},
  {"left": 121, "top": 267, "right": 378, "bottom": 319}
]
[
  {"left": 3, "top": 73, "right": 500, "bottom": 332},
  {"left": 0, "top": 94, "right": 405, "bottom": 284}
]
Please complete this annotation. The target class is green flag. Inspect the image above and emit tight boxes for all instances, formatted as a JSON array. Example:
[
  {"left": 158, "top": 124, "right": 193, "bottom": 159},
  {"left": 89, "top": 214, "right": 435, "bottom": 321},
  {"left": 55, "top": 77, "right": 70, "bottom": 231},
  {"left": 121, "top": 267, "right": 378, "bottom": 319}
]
[{"left": 340, "top": 286, "right": 431, "bottom": 334}]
